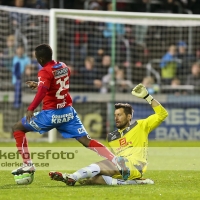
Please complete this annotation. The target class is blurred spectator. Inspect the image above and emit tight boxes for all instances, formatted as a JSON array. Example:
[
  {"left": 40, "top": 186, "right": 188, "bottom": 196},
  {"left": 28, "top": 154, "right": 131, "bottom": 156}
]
[
  {"left": 70, "top": 20, "right": 88, "bottom": 67},
  {"left": 67, "top": 64, "right": 82, "bottom": 92},
  {"left": 170, "top": 77, "right": 183, "bottom": 95},
  {"left": 87, "top": 1, "right": 105, "bottom": 59},
  {"left": 26, "top": 0, "right": 48, "bottom": 9},
  {"left": 103, "top": 23, "right": 125, "bottom": 42},
  {"left": 115, "top": 68, "right": 132, "bottom": 92},
  {"left": 171, "top": 77, "right": 181, "bottom": 86},
  {"left": 12, "top": 46, "right": 31, "bottom": 84},
  {"left": 79, "top": 56, "right": 102, "bottom": 92},
  {"left": 23, "top": 50, "right": 41, "bottom": 83},
  {"left": 176, "top": 41, "right": 195, "bottom": 82},
  {"left": 95, "top": 49, "right": 105, "bottom": 67},
  {"left": 142, "top": 76, "right": 160, "bottom": 94},
  {"left": 103, "top": 3, "right": 125, "bottom": 62},
  {"left": 196, "top": 48, "right": 200, "bottom": 62},
  {"left": 101, "top": 66, "right": 132, "bottom": 93},
  {"left": 103, "top": 20, "right": 125, "bottom": 63},
  {"left": 31, "top": 50, "right": 42, "bottom": 71},
  {"left": 186, "top": 62, "right": 200, "bottom": 93},
  {"left": 130, "top": 1, "right": 150, "bottom": 47},
  {"left": 123, "top": 25, "right": 149, "bottom": 68},
  {"left": 160, "top": 45, "right": 178, "bottom": 85},
  {"left": 12, "top": 46, "right": 31, "bottom": 108},
  {"left": 14, "top": 0, "right": 24, "bottom": 7},
  {"left": 103, "top": 21, "right": 125, "bottom": 38},
  {"left": 69, "top": 64, "right": 80, "bottom": 82},
  {"left": 97, "top": 55, "right": 111, "bottom": 79},
  {"left": 10, "top": 0, "right": 30, "bottom": 30},
  {"left": 0, "top": 35, "right": 15, "bottom": 90},
  {"left": 195, "top": 47, "right": 200, "bottom": 62},
  {"left": 2, "top": 35, "right": 16, "bottom": 71}
]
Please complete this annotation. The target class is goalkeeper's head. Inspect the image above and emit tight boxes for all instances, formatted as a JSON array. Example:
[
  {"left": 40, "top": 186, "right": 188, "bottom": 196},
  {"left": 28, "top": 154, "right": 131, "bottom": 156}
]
[
  {"left": 35, "top": 44, "right": 53, "bottom": 67},
  {"left": 114, "top": 103, "right": 133, "bottom": 129}
]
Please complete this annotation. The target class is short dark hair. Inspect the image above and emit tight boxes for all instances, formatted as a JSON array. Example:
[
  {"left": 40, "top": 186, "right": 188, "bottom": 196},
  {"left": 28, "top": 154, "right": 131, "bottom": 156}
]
[
  {"left": 35, "top": 44, "right": 52, "bottom": 61},
  {"left": 115, "top": 103, "right": 133, "bottom": 116}
]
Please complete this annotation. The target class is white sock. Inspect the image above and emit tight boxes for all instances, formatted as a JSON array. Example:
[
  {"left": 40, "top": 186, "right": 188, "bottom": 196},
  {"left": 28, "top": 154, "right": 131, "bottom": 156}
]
[
  {"left": 102, "top": 175, "right": 137, "bottom": 185},
  {"left": 26, "top": 160, "right": 33, "bottom": 165},
  {"left": 71, "top": 164, "right": 100, "bottom": 181}
]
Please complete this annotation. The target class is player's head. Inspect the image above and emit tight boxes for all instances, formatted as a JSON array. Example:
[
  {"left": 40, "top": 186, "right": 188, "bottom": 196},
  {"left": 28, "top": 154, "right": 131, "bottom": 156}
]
[
  {"left": 35, "top": 44, "right": 52, "bottom": 66},
  {"left": 114, "top": 103, "right": 133, "bottom": 129}
]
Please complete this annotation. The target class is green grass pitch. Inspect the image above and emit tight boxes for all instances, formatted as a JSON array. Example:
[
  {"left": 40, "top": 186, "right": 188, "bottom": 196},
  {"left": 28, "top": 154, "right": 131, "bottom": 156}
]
[{"left": 0, "top": 140, "right": 200, "bottom": 200}]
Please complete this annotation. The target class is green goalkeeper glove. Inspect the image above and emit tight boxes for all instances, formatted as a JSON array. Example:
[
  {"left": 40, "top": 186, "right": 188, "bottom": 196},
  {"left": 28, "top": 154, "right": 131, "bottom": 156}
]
[{"left": 131, "top": 83, "right": 154, "bottom": 104}]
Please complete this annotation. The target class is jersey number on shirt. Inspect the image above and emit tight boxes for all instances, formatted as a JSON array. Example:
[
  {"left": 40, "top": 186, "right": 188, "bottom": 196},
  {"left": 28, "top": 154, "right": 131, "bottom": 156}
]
[{"left": 56, "top": 77, "right": 69, "bottom": 99}]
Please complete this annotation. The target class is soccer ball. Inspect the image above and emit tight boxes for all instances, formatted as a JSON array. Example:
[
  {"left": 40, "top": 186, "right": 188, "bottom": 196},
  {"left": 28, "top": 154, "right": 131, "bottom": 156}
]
[{"left": 14, "top": 173, "right": 34, "bottom": 185}]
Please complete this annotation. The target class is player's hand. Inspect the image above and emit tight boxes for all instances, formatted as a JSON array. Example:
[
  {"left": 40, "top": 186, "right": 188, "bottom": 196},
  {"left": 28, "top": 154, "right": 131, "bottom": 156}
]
[
  {"left": 131, "top": 83, "right": 149, "bottom": 99},
  {"left": 132, "top": 83, "right": 154, "bottom": 104},
  {"left": 26, "top": 110, "right": 34, "bottom": 123},
  {"left": 26, "top": 81, "right": 38, "bottom": 90}
]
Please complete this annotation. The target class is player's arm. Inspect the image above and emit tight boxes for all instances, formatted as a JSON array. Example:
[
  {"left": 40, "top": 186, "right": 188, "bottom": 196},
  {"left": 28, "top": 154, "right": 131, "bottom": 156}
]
[
  {"left": 26, "top": 86, "right": 48, "bottom": 122},
  {"left": 132, "top": 83, "right": 168, "bottom": 132},
  {"left": 26, "top": 71, "right": 51, "bottom": 122}
]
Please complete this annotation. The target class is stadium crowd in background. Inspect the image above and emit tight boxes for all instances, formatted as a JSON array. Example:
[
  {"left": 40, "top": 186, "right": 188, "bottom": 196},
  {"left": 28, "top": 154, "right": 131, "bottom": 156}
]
[
  {"left": 1, "top": 0, "right": 200, "bottom": 96},
  {"left": 1, "top": 0, "right": 200, "bottom": 14}
]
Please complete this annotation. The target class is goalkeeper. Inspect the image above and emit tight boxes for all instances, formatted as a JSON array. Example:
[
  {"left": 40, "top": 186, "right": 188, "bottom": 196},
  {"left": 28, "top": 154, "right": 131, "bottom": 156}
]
[{"left": 50, "top": 83, "right": 168, "bottom": 186}]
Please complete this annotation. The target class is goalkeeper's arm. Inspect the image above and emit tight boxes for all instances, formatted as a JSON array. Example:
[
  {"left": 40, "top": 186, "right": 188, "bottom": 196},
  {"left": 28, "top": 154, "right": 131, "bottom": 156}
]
[
  {"left": 132, "top": 83, "right": 160, "bottom": 107},
  {"left": 131, "top": 83, "right": 168, "bottom": 130}
]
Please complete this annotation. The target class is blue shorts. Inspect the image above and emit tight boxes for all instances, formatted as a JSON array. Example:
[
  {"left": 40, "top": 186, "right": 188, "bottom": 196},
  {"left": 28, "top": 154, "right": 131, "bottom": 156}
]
[{"left": 21, "top": 106, "right": 88, "bottom": 139}]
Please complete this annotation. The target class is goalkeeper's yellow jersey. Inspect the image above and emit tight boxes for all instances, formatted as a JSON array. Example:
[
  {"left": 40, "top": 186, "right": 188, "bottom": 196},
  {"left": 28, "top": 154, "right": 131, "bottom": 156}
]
[{"left": 107, "top": 105, "right": 168, "bottom": 165}]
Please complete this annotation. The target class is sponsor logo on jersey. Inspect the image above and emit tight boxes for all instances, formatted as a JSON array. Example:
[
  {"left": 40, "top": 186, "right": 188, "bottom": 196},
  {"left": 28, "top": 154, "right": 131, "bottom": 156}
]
[
  {"left": 57, "top": 101, "right": 66, "bottom": 109},
  {"left": 116, "top": 141, "right": 133, "bottom": 154},
  {"left": 29, "top": 120, "right": 41, "bottom": 131},
  {"left": 119, "top": 138, "right": 132, "bottom": 147},
  {"left": 119, "top": 138, "right": 127, "bottom": 147},
  {"left": 53, "top": 67, "right": 68, "bottom": 79},
  {"left": 51, "top": 113, "right": 74, "bottom": 124}
]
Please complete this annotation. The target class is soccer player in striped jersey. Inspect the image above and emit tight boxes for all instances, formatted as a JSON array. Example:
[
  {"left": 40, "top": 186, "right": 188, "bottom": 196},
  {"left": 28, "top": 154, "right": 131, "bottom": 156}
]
[{"left": 49, "top": 83, "right": 168, "bottom": 186}]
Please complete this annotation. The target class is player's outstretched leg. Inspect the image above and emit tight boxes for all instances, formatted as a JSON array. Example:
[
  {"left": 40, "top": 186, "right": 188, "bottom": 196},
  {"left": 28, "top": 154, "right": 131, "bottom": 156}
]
[
  {"left": 49, "top": 172, "right": 76, "bottom": 186},
  {"left": 77, "top": 136, "right": 130, "bottom": 180},
  {"left": 79, "top": 176, "right": 154, "bottom": 185},
  {"left": 11, "top": 120, "right": 35, "bottom": 175}
]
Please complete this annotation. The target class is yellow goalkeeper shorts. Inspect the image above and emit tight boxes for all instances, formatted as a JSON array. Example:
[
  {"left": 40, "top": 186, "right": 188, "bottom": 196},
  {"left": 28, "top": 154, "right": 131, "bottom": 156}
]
[{"left": 112, "top": 157, "right": 147, "bottom": 180}]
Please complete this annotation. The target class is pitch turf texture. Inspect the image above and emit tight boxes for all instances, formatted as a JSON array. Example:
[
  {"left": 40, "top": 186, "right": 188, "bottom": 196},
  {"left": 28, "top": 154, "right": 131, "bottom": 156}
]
[{"left": 0, "top": 140, "right": 200, "bottom": 200}]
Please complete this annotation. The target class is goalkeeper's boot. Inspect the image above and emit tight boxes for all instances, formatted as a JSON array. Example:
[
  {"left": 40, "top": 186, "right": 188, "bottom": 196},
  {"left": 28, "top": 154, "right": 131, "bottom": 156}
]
[
  {"left": 11, "top": 163, "right": 35, "bottom": 175},
  {"left": 115, "top": 156, "right": 130, "bottom": 181},
  {"left": 49, "top": 172, "right": 76, "bottom": 186},
  {"left": 134, "top": 178, "right": 154, "bottom": 185}
]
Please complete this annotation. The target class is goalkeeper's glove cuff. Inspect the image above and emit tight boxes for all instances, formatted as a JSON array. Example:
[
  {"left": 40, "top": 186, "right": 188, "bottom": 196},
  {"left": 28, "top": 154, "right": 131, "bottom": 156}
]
[{"left": 144, "top": 94, "right": 154, "bottom": 104}]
